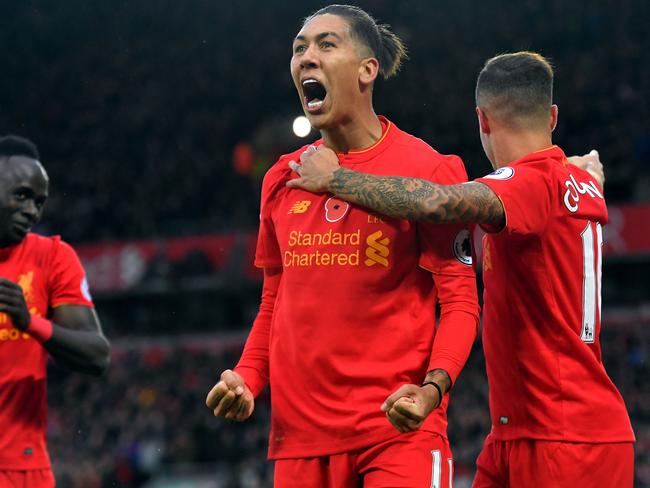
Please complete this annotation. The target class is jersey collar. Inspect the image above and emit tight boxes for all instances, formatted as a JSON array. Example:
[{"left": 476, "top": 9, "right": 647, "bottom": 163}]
[
  {"left": 336, "top": 116, "right": 397, "bottom": 165},
  {"left": 511, "top": 145, "right": 567, "bottom": 166}
]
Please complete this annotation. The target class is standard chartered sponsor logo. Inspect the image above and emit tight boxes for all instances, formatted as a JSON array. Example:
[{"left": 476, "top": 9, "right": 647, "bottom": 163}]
[
  {"left": 287, "top": 229, "right": 360, "bottom": 246},
  {"left": 284, "top": 249, "right": 360, "bottom": 267},
  {"left": 283, "top": 229, "right": 391, "bottom": 268},
  {"left": 365, "top": 231, "right": 390, "bottom": 267},
  {"left": 284, "top": 229, "right": 360, "bottom": 267}
]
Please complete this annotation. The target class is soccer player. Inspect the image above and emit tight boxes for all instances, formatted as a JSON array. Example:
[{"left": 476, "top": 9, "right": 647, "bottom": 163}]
[
  {"left": 288, "top": 52, "right": 635, "bottom": 486},
  {"left": 0, "top": 135, "right": 110, "bottom": 487},
  {"left": 206, "top": 5, "right": 480, "bottom": 486}
]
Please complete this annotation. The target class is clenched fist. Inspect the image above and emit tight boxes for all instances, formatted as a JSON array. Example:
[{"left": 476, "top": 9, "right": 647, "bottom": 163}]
[
  {"left": 205, "top": 369, "right": 255, "bottom": 422},
  {"left": 380, "top": 383, "right": 441, "bottom": 433}
]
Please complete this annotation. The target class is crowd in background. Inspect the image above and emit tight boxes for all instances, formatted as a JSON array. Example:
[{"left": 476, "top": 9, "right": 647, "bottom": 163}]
[
  {"left": 48, "top": 338, "right": 273, "bottom": 488},
  {"left": 0, "top": 0, "right": 648, "bottom": 244},
  {"left": 48, "top": 323, "right": 649, "bottom": 487}
]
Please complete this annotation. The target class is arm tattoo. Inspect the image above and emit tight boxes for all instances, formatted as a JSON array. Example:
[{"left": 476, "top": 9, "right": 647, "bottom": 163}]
[{"left": 329, "top": 167, "right": 505, "bottom": 227}]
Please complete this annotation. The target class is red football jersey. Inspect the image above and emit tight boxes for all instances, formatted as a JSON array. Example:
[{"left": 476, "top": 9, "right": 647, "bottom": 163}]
[
  {"left": 241, "top": 117, "right": 479, "bottom": 459},
  {"left": 476, "top": 146, "right": 634, "bottom": 442},
  {"left": 0, "top": 233, "right": 94, "bottom": 470}
]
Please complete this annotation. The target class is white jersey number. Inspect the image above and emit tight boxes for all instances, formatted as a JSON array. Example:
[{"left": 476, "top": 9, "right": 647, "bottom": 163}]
[
  {"left": 430, "top": 450, "right": 454, "bottom": 488},
  {"left": 580, "top": 221, "right": 603, "bottom": 343}
]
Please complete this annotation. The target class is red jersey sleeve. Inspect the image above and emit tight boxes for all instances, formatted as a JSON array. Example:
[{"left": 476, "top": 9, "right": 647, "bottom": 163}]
[
  {"left": 427, "top": 272, "right": 479, "bottom": 383},
  {"left": 418, "top": 155, "right": 474, "bottom": 277},
  {"left": 254, "top": 166, "right": 284, "bottom": 268},
  {"left": 475, "top": 162, "right": 552, "bottom": 236},
  {"left": 234, "top": 267, "right": 280, "bottom": 397},
  {"left": 47, "top": 238, "right": 94, "bottom": 308},
  {"left": 418, "top": 156, "right": 480, "bottom": 383}
]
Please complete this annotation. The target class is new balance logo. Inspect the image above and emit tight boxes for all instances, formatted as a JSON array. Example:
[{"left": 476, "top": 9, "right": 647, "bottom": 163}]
[
  {"left": 365, "top": 230, "right": 390, "bottom": 267},
  {"left": 288, "top": 200, "right": 311, "bottom": 214}
]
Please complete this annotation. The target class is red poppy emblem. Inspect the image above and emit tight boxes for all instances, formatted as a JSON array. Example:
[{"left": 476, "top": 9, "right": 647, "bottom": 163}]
[{"left": 324, "top": 197, "right": 350, "bottom": 222}]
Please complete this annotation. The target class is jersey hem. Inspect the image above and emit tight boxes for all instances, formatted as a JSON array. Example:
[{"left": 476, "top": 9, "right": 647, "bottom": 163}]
[
  {"left": 268, "top": 425, "right": 447, "bottom": 460},
  {"left": 488, "top": 431, "right": 636, "bottom": 444},
  {"left": 51, "top": 301, "right": 94, "bottom": 309},
  {"left": 0, "top": 461, "right": 51, "bottom": 470},
  {"left": 254, "top": 261, "right": 282, "bottom": 269}
]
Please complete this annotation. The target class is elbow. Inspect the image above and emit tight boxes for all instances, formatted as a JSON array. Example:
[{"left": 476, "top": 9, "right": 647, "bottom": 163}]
[
  {"left": 94, "top": 339, "right": 112, "bottom": 376},
  {"left": 91, "top": 352, "right": 111, "bottom": 376},
  {"left": 52, "top": 337, "right": 112, "bottom": 376},
  {"left": 86, "top": 338, "right": 111, "bottom": 376}
]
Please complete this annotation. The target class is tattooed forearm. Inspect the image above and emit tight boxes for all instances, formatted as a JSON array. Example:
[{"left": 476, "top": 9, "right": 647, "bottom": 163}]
[{"left": 329, "top": 167, "right": 505, "bottom": 227}]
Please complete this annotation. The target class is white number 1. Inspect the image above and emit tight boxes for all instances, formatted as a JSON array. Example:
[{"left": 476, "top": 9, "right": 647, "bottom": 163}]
[
  {"left": 580, "top": 221, "right": 602, "bottom": 343},
  {"left": 430, "top": 450, "right": 453, "bottom": 488}
]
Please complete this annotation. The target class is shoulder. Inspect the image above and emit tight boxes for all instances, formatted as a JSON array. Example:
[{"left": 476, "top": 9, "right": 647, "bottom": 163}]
[
  {"left": 52, "top": 237, "right": 82, "bottom": 260},
  {"left": 559, "top": 162, "right": 606, "bottom": 217},
  {"left": 23, "top": 233, "right": 62, "bottom": 258},
  {"left": 509, "top": 155, "right": 596, "bottom": 194},
  {"left": 482, "top": 157, "right": 556, "bottom": 183},
  {"left": 391, "top": 127, "right": 438, "bottom": 158},
  {"left": 17, "top": 234, "right": 80, "bottom": 273},
  {"left": 431, "top": 153, "right": 467, "bottom": 180},
  {"left": 563, "top": 160, "right": 601, "bottom": 187},
  {"left": 28, "top": 234, "right": 83, "bottom": 266},
  {"left": 391, "top": 127, "right": 466, "bottom": 179}
]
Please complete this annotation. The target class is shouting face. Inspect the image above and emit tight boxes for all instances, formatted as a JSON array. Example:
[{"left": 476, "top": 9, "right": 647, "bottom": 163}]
[{"left": 291, "top": 14, "right": 371, "bottom": 131}]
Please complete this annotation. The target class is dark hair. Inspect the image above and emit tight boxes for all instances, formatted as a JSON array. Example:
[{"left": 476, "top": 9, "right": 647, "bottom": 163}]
[
  {"left": 304, "top": 4, "right": 407, "bottom": 79},
  {"left": 475, "top": 51, "right": 554, "bottom": 129},
  {"left": 0, "top": 135, "right": 40, "bottom": 160}
]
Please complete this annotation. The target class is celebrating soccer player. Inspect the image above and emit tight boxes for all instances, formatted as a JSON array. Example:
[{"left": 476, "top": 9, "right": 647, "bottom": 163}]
[
  {"left": 206, "top": 5, "right": 480, "bottom": 486},
  {"left": 0, "top": 135, "right": 110, "bottom": 488},
  {"left": 289, "top": 51, "right": 634, "bottom": 486}
]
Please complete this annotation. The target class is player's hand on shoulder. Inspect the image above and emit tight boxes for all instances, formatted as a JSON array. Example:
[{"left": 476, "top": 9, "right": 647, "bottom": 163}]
[
  {"left": 0, "top": 277, "right": 30, "bottom": 331},
  {"left": 380, "top": 383, "right": 441, "bottom": 433},
  {"left": 205, "top": 369, "right": 254, "bottom": 422},
  {"left": 568, "top": 149, "right": 604, "bottom": 189},
  {"left": 286, "top": 145, "right": 341, "bottom": 193}
]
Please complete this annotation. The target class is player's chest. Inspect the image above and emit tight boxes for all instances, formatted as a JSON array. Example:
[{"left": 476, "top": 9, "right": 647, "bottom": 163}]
[
  {"left": 272, "top": 192, "right": 415, "bottom": 269},
  {"left": 0, "top": 261, "right": 49, "bottom": 323}
]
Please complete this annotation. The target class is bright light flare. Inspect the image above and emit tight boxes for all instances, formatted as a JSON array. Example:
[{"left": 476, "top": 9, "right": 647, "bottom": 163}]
[{"left": 292, "top": 116, "right": 312, "bottom": 137}]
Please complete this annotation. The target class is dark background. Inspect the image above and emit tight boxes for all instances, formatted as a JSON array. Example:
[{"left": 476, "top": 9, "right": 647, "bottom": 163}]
[{"left": 0, "top": 1, "right": 647, "bottom": 486}]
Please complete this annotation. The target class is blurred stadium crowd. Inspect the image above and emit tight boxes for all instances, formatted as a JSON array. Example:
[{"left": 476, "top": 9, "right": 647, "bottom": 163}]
[
  {"left": 47, "top": 325, "right": 649, "bottom": 488},
  {"left": 0, "top": 0, "right": 647, "bottom": 486},
  {"left": 1, "top": 0, "right": 648, "bottom": 244}
]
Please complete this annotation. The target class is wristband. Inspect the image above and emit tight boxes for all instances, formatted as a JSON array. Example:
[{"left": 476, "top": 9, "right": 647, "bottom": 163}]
[
  {"left": 421, "top": 381, "right": 443, "bottom": 409},
  {"left": 28, "top": 315, "right": 53, "bottom": 343}
]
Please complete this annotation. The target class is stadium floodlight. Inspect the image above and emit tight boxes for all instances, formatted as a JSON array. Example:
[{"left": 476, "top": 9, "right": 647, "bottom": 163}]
[{"left": 292, "top": 116, "right": 312, "bottom": 137}]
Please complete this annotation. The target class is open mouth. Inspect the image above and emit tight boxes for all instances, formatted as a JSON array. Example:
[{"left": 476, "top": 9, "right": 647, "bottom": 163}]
[{"left": 302, "top": 79, "right": 327, "bottom": 112}]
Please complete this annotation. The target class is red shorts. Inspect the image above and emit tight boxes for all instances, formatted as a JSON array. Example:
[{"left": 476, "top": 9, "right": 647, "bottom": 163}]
[
  {"left": 0, "top": 469, "right": 55, "bottom": 488},
  {"left": 472, "top": 434, "right": 634, "bottom": 488},
  {"left": 274, "top": 430, "right": 453, "bottom": 488}
]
